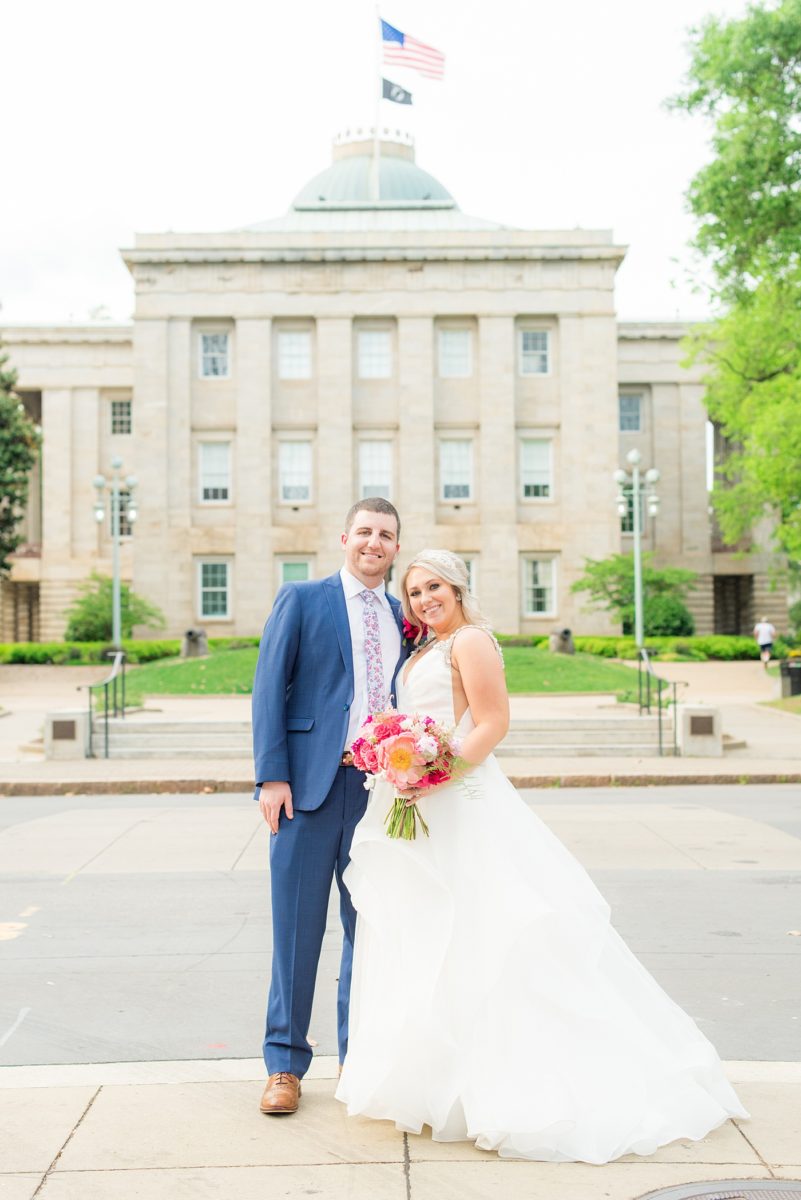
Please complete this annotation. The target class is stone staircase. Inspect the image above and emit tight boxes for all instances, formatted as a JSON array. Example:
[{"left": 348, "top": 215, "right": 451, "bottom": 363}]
[
  {"left": 495, "top": 715, "right": 674, "bottom": 758},
  {"left": 90, "top": 718, "right": 253, "bottom": 759},
  {"left": 90, "top": 714, "right": 674, "bottom": 759}
]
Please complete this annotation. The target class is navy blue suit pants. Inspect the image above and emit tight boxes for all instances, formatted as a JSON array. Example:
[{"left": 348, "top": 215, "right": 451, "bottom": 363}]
[{"left": 264, "top": 765, "right": 367, "bottom": 1077}]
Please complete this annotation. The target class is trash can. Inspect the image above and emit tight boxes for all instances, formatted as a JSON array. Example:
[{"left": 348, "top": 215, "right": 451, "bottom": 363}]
[
  {"left": 779, "top": 659, "right": 801, "bottom": 698},
  {"left": 548, "top": 627, "right": 575, "bottom": 655},
  {"left": 182, "top": 628, "right": 209, "bottom": 658}
]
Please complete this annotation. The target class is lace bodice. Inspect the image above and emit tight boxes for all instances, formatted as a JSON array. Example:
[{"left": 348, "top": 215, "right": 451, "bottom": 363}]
[{"left": 396, "top": 627, "right": 503, "bottom": 732}]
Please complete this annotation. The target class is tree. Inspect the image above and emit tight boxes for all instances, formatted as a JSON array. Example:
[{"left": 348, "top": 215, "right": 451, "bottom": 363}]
[
  {"left": 671, "top": 0, "right": 801, "bottom": 293},
  {"left": 64, "top": 573, "right": 166, "bottom": 641},
  {"left": 671, "top": 0, "right": 801, "bottom": 566},
  {"left": 0, "top": 343, "right": 41, "bottom": 575},
  {"left": 684, "top": 275, "right": 801, "bottom": 563},
  {"left": 571, "top": 553, "right": 697, "bottom": 635}
]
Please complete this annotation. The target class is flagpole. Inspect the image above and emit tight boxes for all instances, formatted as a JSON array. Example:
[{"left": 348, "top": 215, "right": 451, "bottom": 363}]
[{"left": 370, "top": 4, "right": 381, "bottom": 202}]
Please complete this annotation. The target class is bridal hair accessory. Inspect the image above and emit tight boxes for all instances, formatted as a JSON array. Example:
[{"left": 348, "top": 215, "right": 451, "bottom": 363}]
[{"left": 350, "top": 710, "right": 464, "bottom": 840}]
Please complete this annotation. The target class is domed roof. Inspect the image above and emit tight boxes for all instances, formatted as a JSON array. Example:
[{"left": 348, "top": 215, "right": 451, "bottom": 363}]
[{"left": 292, "top": 136, "right": 456, "bottom": 210}]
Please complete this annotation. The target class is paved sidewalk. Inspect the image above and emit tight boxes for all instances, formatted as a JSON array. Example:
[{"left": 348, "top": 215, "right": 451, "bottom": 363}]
[
  {"left": 1, "top": 1057, "right": 798, "bottom": 1199},
  {"left": 1, "top": 661, "right": 799, "bottom": 794}
]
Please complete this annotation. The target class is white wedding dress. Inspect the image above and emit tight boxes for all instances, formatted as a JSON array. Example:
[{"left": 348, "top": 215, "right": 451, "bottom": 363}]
[{"left": 335, "top": 631, "right": 747, "bottom": 1163}]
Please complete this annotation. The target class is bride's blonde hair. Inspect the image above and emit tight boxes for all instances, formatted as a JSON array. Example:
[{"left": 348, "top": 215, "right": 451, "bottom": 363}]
[{"left": 400, "top": 549, "right": 490, "bottom": 633}]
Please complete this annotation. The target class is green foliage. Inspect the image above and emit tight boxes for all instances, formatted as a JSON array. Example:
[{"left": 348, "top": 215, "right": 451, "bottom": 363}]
[
  {"left": 0, "top": 342, "right": 41, "bottom": 574},
  {"left": 570, "top": 634, "right": 790, "bottom": 660},
  {"left": 571, "top": 552, "right": 697, "bottom": 632},
  {"left": 684, "top": 279, "right": 801, "bottom": 562},
  {"left": 64, "top": 573, "right": 166, "bottom": 641},
  {"left": 790, "top": 598, "right": 801, "bottom": 636},
  {"left": 670, "top": 0, "right": 801, "bottom": 292},
  {"left": 637, "top": 595, "right": 695, "bottom": 637},
  {"left": 672, "top": 2, "right": 801, "bottom": 562},
  {"left": 0, "top": 635, "right": 261, "bottom": 665}
]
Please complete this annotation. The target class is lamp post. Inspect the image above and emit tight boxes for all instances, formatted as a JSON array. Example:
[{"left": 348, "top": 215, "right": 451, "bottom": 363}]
[
  {"left": 93, "top": 457, "right": 138, "bottom": 648},
  {"left": 614, "top": 448, "right": 660, "bottom": 649}
]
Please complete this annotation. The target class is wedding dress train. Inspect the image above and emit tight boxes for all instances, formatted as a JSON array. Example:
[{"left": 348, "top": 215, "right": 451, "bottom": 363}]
[{"left": 335, "top": 632, "right": 747, "bottom": 1163}]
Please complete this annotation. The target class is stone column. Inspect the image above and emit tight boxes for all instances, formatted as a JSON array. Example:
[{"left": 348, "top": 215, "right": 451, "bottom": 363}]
[
  {"left": 316, "top": 318, "right": 353, "bottom": 574},
  {"left": 478, "top": 317, "right": 517, "bottom": 632},
  {"left": 397, "top": 317, "right": 435, "bottom": 568},
  {"left": 39, "top": 388, "right": 73, "bottom": 639},
  {"left": 70, "top": 388, "right": 101, "bottom": 561},
  {"left": 235, "top": 317, "right": 272, "bottom": 633},
  {"left": 166, "top": 319, "right": 193, "bottom": 630},
  {"left": 132, "top": 320, "right": 172, "bottom": 629}
]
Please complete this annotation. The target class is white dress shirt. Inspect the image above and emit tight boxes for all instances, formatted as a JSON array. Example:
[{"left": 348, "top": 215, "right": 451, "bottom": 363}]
[{"left": 340, "top": 567, "right": 401, "bottom": 750}]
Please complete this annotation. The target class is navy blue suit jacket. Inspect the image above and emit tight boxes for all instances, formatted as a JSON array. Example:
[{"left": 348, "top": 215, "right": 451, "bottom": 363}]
[{"left": 252, "top": 573, "right": 409, "bottom": 810}]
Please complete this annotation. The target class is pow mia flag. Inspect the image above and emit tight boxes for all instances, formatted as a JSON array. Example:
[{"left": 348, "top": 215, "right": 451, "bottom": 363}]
[{"left": 382, "top": 77, "right": 413, "bottom": 105}]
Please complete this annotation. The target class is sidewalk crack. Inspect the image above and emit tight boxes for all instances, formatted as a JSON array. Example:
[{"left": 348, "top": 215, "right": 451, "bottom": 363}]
[
  {"left": 403, "top": 1131, "right": 412, "bottom": 1199},
  {"left": 733, "top": 1116, "right": 776, "bottom": 1178},
  {"left": 31, "top": 1085, "right": 101, "bottom": 1197}
]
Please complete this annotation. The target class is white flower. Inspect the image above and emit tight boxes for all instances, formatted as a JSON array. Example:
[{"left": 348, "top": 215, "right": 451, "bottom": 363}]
[
  {"left": 363, "top": 775, "right": 376, "bottom": 792},
  {"left": 417, "top": 733, "right": 439, "bottom": 761},
  {"left": 449, "top": 735, "right": 463, "bottom": 755},
  {"left": 400, "top": 718, "right": 413, "bottom": 731}
]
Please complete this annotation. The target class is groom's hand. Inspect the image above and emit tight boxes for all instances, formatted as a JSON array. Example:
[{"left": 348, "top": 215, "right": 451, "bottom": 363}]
[{"left": 259, "top": 782, "right": 293, "bottom": 834}]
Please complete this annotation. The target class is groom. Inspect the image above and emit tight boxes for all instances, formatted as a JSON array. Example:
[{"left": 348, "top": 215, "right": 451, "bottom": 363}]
[{"left": 252, "top": 497, "right": 408, "bottom": 1115}]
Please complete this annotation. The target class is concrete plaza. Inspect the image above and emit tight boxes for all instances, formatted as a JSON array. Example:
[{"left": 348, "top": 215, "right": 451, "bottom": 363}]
[{"left": 1, "top": 782, "right": 800, "bottom": 1198}]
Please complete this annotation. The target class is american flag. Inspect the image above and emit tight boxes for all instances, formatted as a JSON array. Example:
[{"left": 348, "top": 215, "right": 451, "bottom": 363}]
[{"left": 381, "top": 19, "right": 445, "bottom": 80}]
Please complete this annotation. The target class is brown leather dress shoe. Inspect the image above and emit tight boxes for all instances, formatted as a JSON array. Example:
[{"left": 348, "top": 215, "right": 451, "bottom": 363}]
[{"left": 260, "top": 1071, "right": 301, "bottom": 1115}]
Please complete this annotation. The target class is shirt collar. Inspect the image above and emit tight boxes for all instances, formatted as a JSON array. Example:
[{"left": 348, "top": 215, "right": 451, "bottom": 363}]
[{"left": 340, "top": 567, "right": 390, "bottom": 608}]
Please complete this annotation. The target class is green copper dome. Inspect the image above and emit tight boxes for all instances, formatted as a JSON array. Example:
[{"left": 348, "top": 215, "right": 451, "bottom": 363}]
[{"left": 292, "top": 138, "right": 456, "bottom": 210}]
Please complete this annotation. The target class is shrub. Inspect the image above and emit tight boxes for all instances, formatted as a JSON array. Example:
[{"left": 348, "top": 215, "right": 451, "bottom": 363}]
[
  {"left": 64, "top": 573, "right": 165, "bottom": 641},
  {"left": 642, "top": 595, "right": 695, "bottom": 636}
]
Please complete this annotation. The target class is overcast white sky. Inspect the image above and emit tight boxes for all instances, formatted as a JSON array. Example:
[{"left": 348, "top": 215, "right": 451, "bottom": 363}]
[{"left": 1, "top": 0, "right": 748, "bottom": 326}]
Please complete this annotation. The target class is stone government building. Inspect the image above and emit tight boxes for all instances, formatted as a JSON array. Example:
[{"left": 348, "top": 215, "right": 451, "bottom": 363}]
[{"left": 1, "top": 134, "right": 787, "bottom": 642}]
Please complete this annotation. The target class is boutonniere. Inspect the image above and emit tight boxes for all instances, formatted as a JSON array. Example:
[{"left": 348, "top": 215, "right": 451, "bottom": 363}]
[{"left": 402, "top": 617, "right": 428, "bottom": 648}]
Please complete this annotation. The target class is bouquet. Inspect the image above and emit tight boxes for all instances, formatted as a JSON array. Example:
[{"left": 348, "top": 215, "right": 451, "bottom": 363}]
[{"left": 350, "top": 710, "right": 462, "bottom": 840}]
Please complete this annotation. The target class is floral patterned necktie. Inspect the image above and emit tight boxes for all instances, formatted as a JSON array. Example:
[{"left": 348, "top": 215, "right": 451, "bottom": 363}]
[{"left": 360, "top": 589, "right": 386, "bottom": 714}]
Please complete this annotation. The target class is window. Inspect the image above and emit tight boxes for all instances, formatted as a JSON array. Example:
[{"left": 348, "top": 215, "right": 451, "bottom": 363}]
[
  {"left": 359, "top": 440, "right": 393, "bottom": 499},
  {"left": 620, "top": 484, "right": 646, "bottom": 534},
  {"left": 110, "top": 398, "right": 132, "bottom": 435},
  {"left": 463, "top": 556, "right": 478, "bottom": 595},
  {"left": 198, "top": 560, "right": 230, "bottom": 618},
  {"left": 279, "top": 559, "right": 311, "bottom": 586},
  {"left": 200, "top": 333, "right": 230, "bottom": 378},
  {"left": 358, "top": 330, "right": 392, "bottom": 379},
  {"left": 439, "top": 439, "right": 473, "bottom": 502},
  {"left": 278, "top": 331, "right": 312, "bottom": 380},
  {"left": 199, "top": 442, "right": 231, "bottom": 503},
  {"left": 279, "top": 441, "right": 312, "bottom": 504},
  {"left": 438, "top": 329, "right": 472, "bottom": 378},
  {"left": 523, "top": 558, "right": 555, "bottom": 615},
  {"left": 520, "top": 439, "right": 552, "bottom": 499},
  {"left": 519, "top": 330, "right": 550, "bottom": 375},
  {"left": 111, "top": 490, "right": 134, "bottom": 538},
  {"left": 619, "top": 393, "right": 643, "bottom": 432}
]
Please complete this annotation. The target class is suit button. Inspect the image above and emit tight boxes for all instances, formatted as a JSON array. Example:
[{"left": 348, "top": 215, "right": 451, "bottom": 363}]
[{"left": 343, "top": 704, "right": 349, "bottom": 710}]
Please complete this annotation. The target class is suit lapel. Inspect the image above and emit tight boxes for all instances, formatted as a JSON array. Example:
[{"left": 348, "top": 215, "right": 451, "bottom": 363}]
[{"left": 324, "top": 574, "right": 354, "bottom": 685}]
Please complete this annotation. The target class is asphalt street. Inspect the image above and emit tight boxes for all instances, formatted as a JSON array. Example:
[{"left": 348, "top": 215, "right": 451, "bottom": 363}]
[{"left": 1, "top": 784, "right": 799, "bottom": 1067}]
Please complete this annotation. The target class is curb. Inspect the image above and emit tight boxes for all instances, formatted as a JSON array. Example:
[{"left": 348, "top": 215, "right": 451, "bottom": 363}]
[{"left": 2, "top": 773, "right": 801, "bottom": 796}]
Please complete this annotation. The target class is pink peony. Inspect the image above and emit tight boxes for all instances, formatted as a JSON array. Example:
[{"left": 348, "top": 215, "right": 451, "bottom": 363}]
[{"left": 377, "top": 734, "right": 427, "bottom": 789}]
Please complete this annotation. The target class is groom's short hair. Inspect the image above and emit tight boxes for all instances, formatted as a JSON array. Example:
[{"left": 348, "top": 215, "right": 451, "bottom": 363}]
[{"left": 345, "top": 497, "right": 401, "bottom": 539}]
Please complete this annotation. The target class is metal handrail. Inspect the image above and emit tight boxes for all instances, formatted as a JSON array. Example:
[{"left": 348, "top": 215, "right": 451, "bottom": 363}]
[
  {"left": 637, "top": 648, "right": 687, "bottom": 756},
  {"left": 79, "top": 650, "right": 126, "bottom": 758}
]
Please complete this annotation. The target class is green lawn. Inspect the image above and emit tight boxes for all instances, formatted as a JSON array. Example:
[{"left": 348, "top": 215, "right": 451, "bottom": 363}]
[
  {"left": 502, "top": 647, "right": 639, "bottom": 698},
  {"left": 122, "top": 648, "right": 258, "bottom": 705},
  {"left": 121, "top": 645, "right": 641, "bottom": 706},
  {"left": 764, "top": 695, "right": 801, "bottom": 716}
]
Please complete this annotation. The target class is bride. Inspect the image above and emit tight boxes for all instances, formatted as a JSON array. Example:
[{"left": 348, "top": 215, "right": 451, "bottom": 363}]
[{"left": 335, "top": 549, "right": 747, "bottom": 1164}]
